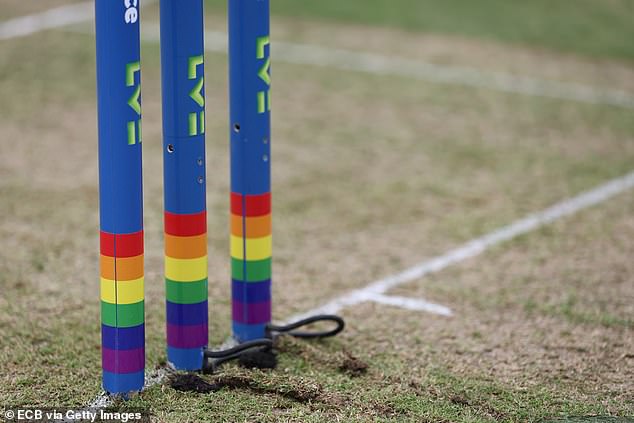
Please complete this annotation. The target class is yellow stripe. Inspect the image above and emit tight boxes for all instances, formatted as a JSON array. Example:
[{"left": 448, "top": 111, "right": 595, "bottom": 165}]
[
  {"left": 230, "top": 235, "right": 272, "bottom": 261},
  {"left": 165, "top": 255, "right": 207, "bottom": 282},
  {"left": 100, "top": 277, "right": 144, "bottom": 305}
]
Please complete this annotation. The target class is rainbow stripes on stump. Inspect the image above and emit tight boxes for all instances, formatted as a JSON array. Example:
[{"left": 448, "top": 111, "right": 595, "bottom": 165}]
[
  {"left": 165, "top": 211, "right": 208, "bottom": 370},
  {"left": 231, "top": 192, "right": 272, "bottom": 341},
  {"left": 100, "top": 230, "right": 145, "bottom": 393},
  {"left": 95, "top": 0, "right": 145, "bottom": 394},
  {"left": 228, "top": 0, "right": 272, "bottom": 342},
  {"left": 160, "top": 0, "right": 208, "bottom": 370}
]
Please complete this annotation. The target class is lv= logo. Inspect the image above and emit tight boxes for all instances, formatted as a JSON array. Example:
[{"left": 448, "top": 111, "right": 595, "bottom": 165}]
[
  {"left": 188, "top": 55, "right": 205, "bottom": 136},
  {"left": 257, "top": 36, "right": 271, "bottom": 114},
  {"left": 126, "top": 61, "right": 141, "bottom": 145}
]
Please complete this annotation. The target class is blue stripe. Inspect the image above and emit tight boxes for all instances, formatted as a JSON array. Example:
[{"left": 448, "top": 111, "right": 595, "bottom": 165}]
[
  {"left": 232, "top": 322, "right": 267, "bottom": 343},
  {"left": 102, "top": 370, "right": 144, "bottom": 395},
  {"left": 166, "top": 300, "right": 208, "bottom": 325},
  {"left": 231, "top": 279, "right": 271, "bottom": 303},
  {"left": 101, "top": 324, "right": 144, "bottom": 350},
  {"left": 167, "top": 346, "right": 204, "bottom": 371}
]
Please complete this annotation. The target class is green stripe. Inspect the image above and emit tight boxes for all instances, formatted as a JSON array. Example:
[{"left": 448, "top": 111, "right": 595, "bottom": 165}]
[
  {"left": 166, "top": 278, "right": 208, "bottom": 304},
  {"left": 101, "top": 301, "right": 144, "bottom": 328},
  {"left": 231, "top": 257, "right": 271, "bottom": 282}
]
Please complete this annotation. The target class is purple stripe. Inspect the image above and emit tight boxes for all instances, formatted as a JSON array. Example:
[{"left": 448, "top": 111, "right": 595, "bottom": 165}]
[
  {"left": 102, "top": 347, "right": 145, "bottom": 374},
  {"left": 166, "top": 323, "right": 208, "bottom": 349},
  {"left": 232, "top": 300, "right": 271, "bottom": 324}
]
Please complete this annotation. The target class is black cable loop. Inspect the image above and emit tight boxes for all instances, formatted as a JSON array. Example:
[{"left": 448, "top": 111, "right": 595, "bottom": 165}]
[
  {"left": 266, "top": 314, "right": 345, "bottom": 339},
  {"left": 200, "top": 315, "right": 344, "bottom": 373}
]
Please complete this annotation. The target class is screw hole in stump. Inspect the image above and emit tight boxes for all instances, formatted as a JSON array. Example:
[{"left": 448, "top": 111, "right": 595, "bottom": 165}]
[
  {"left": 167, "top": 144, "right": 174, "bottom": 153},
  {"left": 233, "top": 123, "right": 240, "bottom": 133}
]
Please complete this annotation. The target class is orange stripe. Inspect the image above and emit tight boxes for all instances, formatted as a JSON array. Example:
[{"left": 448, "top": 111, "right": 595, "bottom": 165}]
[
  {"left": 231, "top": 214, "right": 271, "bottom": 238},
  {"left": 165, "top": 233, "right": 207, "bottom": 259},
  {"left": 100, "top": 254, "right": 144, "bottom": 281}
]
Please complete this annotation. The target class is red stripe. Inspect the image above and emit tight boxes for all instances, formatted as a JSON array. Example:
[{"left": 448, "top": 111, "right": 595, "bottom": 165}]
[
  {"left": 164, "top": 211, "right": 207, "bottom": 236},
  {"left": 230, "top": 192, "right": 271, "bottom": 217},
  {"left": 230, "top": 193, "right": 243, "bottom": 215},
  {"left": 100, "top": 231, "right": 144, "bottom": 258}
]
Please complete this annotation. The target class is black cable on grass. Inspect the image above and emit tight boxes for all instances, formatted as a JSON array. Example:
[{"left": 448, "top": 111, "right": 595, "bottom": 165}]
[
  {"left": 202, "top": 315, "right": 345, "bottom": 372},
  {"left": 234, "top": 315, "right": 346, "bottom": 370},
  {"left": 202, "top": 338, "right": 273, "bottom": 374},
  {"left": 266, "top": 315, "right": 345, "bottom": 339}
]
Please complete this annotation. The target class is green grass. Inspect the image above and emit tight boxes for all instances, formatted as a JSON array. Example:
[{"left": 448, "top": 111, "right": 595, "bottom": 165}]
[
  {"left": 527, "top": 298, "right": 634, "bottom": 329},
  {"left": 206, "top": 0, "right": 634, "bottom": 61}
]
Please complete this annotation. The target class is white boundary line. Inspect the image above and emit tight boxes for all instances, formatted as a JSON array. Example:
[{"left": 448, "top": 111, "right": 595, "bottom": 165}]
[
  {"left": 162, "top": 24, "right": 634, "bottom": 109},
  {"left": 0, "top": 1, "right": 94, "bottom": 41},
  {"left": 261, "top": 41, "right": 634, "bottom": 109},
  {"left": 141, "top": 25, "right": 634, "bottom": 109},
  {"left": 209, "top": 33, "right": 634, "bottom": 109}
]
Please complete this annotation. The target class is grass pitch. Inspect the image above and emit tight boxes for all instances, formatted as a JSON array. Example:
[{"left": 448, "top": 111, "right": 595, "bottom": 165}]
[{"left": 1, "top": 1, "right": 633, "bottom": 422}]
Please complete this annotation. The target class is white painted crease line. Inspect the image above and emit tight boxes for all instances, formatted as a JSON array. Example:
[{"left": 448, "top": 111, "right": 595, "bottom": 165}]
[
  {"left": 81, "top": 365, "right": 171, "bottom": 412},
  {"left": 365, "top": 293, "right": 453, "bottom": 316},
  {"left": 0, "top": 1, "right": 94, "bottom": 41},
  {"left": 290, "top": 170, "right": 634, "bottom": 322},
  {"left": 83, "top": 339, "right": 236, "bottom": 410},
  {"left": 84, "top": 392, "right": 110, "bottom": 411}
]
